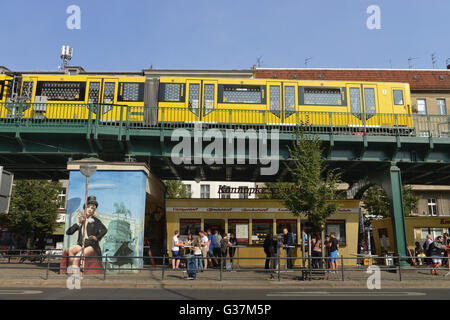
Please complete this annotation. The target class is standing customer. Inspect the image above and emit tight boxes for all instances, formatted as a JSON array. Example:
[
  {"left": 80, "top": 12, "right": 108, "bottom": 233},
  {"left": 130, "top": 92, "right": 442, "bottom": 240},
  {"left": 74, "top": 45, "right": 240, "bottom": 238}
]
[
  {"left": 263, "top": 234, "right": 272, "bottom": 269},
  {"left": 228, "top": 233, "right": 237, "bottom": 268},
  {"left": 220, "top": 233, "right": 231, "bottom": 268},
  {"left": 213, "top": 230, "right": 222, "bottom": 267},
  {"left": 171, "top": 230, "right": 183, "bottom": 270},
  {"left": 194, "top": 236, "right": 204, "bottom": 272},
  {"left": 282, "top": 228, "right": 295, "bottom": 269},
  {"left": 430, "top": 236, "right": 450, "bottom": 276},
  {"left": 200, "top": 231, "right": 209, "bottom": 270},
  {"left": 328, "top": 232, "right": 339, "bottom": 273},
  {"left": 269, "top": 235, "right": 282, "bottom": 279},
  {"left": 311, "top": 233, "right": 323, "bottom": 269},
  {"left": 207, "top": 229, "right": 215, "bottom": 268}
]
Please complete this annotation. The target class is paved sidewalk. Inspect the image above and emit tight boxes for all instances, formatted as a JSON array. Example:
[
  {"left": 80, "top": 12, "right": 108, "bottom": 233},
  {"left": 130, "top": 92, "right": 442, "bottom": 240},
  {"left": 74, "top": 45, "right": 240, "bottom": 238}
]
[{"left": 1, "top": 263, "right": 450, "bottom": 289}]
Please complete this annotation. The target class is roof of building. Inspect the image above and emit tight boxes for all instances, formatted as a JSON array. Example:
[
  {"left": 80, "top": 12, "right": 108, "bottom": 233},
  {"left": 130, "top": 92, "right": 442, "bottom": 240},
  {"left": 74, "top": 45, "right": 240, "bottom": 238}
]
[{"left": 255, "top": 68, "right": 450, "bottom": 91}]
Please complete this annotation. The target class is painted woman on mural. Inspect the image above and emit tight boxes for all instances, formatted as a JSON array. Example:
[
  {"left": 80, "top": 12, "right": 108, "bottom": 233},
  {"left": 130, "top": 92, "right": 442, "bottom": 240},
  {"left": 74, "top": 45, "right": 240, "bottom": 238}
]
[{"left": 66, "top": 196, "right": 108, "bottom": 268}]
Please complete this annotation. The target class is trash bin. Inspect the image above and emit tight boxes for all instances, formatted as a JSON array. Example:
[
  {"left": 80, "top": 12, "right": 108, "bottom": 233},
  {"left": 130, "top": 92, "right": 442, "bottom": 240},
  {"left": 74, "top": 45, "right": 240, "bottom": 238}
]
[
  {"left": 385, "top": 253, "right": 394, "bottom": 266},
  {"left": 184, "top": 254, "right": 197, "bottom": 279}
]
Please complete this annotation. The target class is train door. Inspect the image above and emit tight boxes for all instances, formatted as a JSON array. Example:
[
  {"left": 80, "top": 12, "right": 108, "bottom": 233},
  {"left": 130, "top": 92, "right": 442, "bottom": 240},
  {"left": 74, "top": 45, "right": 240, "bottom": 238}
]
[
  {"left": 200, "top": 80, "right": 218, "bottom": 123},
  {"left": 86, "top": 77, "right": 102, "bottom": 119},
  {"left": 347, "top": 84, "right": 365, "bottom": 128},
  {"left": 282, "top": 81, "right": 297, "bottom": 125},
  {"left": 362, "top": 84, "right": 379, "bottom": 127},
  {"left": 266, "top": 81, "right": 282, "bottom": 125},
  {"left": 99, "top": 78, "right": 119, "bottom": 121},
  {"left": 185, "top": 79, "right": 202, "bottom": 123}
]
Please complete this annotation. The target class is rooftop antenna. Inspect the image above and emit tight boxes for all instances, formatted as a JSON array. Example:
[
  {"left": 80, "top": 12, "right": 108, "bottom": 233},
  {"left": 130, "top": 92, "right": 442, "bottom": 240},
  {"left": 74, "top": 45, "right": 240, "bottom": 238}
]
[
  {"left": 431, "top": 53, "right": 438, "bottom": 69},
  {"left": 408, "top": 57, "right": 419, "bottom": 69},
  {"left": 304, "top": 57, "right": 312, "bottom": 68},
  {"left": 256, "top": 56, "right": 263, "bottom": 68},
  {"left": 60, "top": 45, "right": 73, "bottom": 70}
]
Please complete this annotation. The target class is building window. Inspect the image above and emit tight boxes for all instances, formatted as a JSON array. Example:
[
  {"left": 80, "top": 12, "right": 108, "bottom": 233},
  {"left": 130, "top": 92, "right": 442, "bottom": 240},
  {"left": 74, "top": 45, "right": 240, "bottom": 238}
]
[
  {"left": 437, "top": 99, "right": 447, "bottom": 115},
  {"left": 325, "top": 220, "right": 346, "bottom": 246},
  {"left": 427, "top": 198, "right": 438, "bottom": 216},
  {"left": 185, "top": 184, "right": 192, "bottom": 198},
  {"left": 239, "top": 186, "right": 249, "bottom": 199},
  {"left": 200, "top": 185, "right": 210, "bottom": 199},
  {"left": 417, "top": 99, "right": 427, "bottom": 115},
  {"left": 252, "top": 219, "right": 273, "bottom": 244},
  {"left": 220, "top": 186, "right": 230, "bottom": 199},
  {"left": 58, "top": 188, "right": 66, "bottom": 210}
]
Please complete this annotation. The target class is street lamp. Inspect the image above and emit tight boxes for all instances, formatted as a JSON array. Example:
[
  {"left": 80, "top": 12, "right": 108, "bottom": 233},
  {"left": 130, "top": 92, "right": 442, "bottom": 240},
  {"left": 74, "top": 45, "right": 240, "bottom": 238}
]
[{"left": 79, "top": 165, "right": 97, "bottom": 277}]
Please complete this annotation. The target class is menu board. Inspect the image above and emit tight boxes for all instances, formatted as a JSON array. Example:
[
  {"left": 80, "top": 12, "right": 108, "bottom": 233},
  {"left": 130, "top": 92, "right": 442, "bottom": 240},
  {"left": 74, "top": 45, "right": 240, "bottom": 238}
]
[{"left": 236, "top": 224, "right": 249, "bottom": 242}]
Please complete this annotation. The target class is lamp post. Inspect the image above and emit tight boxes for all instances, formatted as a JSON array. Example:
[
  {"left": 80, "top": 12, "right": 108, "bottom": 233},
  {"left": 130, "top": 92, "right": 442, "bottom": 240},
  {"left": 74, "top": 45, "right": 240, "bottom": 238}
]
[{"left": 79, "top": 165, "right": 97, "bottom": 277}]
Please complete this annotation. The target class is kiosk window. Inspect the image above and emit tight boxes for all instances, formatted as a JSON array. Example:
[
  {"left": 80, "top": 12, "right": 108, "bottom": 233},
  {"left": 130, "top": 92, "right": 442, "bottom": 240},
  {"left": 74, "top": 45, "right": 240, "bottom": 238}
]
[
  {"left": 180, "top": 219, "right": 201, "bottom": 240},
  {"left": 252, "top": 219, "right": 273, "bottom": 245},
  {"left": 228, "top": 219, "right": 249, "bottom": 244},
  {"left": 326, "top": 220, "right": 346, "bottom": 246}
]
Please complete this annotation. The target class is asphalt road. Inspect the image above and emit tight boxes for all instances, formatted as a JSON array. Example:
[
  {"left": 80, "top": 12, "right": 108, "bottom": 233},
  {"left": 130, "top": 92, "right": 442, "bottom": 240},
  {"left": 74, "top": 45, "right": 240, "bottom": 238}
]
[{"left": 0, "top": 287, "right": 449, "bottom": 300}]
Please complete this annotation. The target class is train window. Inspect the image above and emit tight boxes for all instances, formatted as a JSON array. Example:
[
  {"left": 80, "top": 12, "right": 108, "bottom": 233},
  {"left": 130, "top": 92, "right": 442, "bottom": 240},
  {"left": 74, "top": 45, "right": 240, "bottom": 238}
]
[
  {"left": 118, "top": 82, "right": 144, "bottom": 102},
  {"left": 22, "top": 81, "right": 34, "bottom": 100},
  {"left": 188, "top": 83, "right": 200, "bottom": 116},
  {"left": 218, "top": 85, "right": 265, "bottom": 104},
  {"left": 299, "top": 87, "right": 346, "bottom": 106},
  {"left": 203, "top": 84, "right": 215, "bottom": 116},
  {"left": 270, "top": 85, "right": 281, "bottom": 117},
  {"left": 0, "top": 81, "right": 4, "bottom": 100},
  {"left": 284, "top": 86, "right": 295, "bottom": 117},
  {"left": 393, "top": 90, "right": 404, "bottom": 105},
  {"left": 159, "top": 83, "right": 185, "bottom": 103},
  {"left": 36, "top": 81, "right": 86, "bottom": 101},
  {"left": 349, "top": 87, "right": 362, "bottom": 120},
  {"left": 103, "top": 82, "right": 116, "bottom": 103},
  {"left": 364, "top": 88, "right": 376, "bottom": 120},
  {"left": 88, "top": 82, "right": 100, "bottom": 103}
]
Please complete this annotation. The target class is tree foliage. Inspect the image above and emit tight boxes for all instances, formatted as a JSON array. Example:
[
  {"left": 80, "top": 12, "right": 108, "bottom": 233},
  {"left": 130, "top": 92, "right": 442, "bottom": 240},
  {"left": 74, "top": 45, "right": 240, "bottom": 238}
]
[
  {"left": 0, "top": 180, "right": 61, "bottom": 248},
  {"left": 278, "top": 130, "right": 342, "bottom": 232},
  {"left": 362, "top": 185, "right": 419, "bottom": 218},
  {"left": 164, "top": 180, "right": 190, "bottom": 199}
]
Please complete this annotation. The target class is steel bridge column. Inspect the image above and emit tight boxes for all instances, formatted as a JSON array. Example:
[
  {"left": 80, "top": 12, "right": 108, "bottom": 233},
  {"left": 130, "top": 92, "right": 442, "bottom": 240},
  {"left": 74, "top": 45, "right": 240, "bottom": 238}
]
[{"left": 389, "top": 166, "right": 408, "bottom": 265}]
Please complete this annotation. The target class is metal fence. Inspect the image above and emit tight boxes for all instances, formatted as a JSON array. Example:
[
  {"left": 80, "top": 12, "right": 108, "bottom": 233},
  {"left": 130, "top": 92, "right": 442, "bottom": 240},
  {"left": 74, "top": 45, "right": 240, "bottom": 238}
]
[
  {"left": 1, "top": 103, "right": 449, "bottom": 138},
  {"left": 1, "top": 249, "right": 450, "bottom": 282}
]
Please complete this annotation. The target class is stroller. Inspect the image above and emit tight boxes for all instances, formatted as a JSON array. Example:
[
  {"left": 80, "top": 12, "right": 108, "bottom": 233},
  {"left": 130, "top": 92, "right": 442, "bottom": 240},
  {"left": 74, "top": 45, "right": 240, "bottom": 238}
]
[{"left": 185, "top": 254, "right": 197, "bottom": 280}]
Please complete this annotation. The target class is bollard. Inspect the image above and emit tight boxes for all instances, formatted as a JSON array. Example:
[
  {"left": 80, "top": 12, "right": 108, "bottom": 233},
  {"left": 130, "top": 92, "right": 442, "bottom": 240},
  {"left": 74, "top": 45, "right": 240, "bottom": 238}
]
[
  {"left": 398, "top": 261, "right": 402, "bottom": 282},
  {"left": 45, "top": 254, "right": 50, "bottom": 280},
  {"left": 278, "top": 255, "right": 281, "bottom": 282},
  {"left": 104, "top": 253, "right": 108, "bottom": 280},
  {"left": 162, "top": 255, "right": 166, "bottom": 280},
  {"left": 341, "top": 255, "right": 344, "bottom": 281},
  {"left": 220, "top": 256, "right": 223, "bottom": 281}
]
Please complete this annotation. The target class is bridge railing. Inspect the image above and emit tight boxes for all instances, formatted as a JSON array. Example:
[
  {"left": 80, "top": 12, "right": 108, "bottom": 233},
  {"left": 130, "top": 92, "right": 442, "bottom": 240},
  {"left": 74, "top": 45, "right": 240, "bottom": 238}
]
[{"left": 1, "top": 103, "right": 449, "bottom": 138}]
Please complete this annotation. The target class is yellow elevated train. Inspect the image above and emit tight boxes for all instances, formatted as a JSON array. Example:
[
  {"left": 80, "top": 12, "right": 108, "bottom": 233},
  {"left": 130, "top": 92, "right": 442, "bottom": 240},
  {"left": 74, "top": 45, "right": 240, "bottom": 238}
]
[{"left": 0, "top": 74, "right": 413, "bottom": 129}]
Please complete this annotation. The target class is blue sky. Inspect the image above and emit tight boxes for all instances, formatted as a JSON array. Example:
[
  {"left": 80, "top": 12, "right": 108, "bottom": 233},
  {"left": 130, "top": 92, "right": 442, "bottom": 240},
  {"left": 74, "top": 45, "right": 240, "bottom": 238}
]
[{"left": 0, "top": 0, "right": 449, "bottom": 71}]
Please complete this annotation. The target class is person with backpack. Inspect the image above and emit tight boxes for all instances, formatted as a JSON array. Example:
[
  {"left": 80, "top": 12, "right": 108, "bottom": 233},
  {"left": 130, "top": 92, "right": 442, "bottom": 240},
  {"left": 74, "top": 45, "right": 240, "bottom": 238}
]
[
  {"left": 213, "top": 230, "right": 222, "bottom": 268},
  {"left": 269, "top": 235, "right": 282, "bottom": 279},
  {"left": 430, "top": 235, "right": 450, "bottom": 276},
  {"left": 311, "top": 233, "right": 323, "bottom": 269},
  {"left": 263, "top": 234, "right": 272, "bottom": 269},
  {"left": 220, "top": 233, "right": 232, "bottom": 269}
]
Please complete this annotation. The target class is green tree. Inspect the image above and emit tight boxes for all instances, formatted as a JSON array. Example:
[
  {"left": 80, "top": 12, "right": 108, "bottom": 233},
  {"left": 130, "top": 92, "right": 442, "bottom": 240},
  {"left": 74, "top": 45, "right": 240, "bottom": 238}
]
[
  {"left": 164, "top": 180, "right": 190, "bottom": 199},
  {"left": 0, "top": 180, "right": 61, "bottom": 248},
  {"left": 278, "top": 130, "right": 342, "bottom": 233},
  {"left": 362, "top": 185, "right": 419, "bottom": 218}
]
